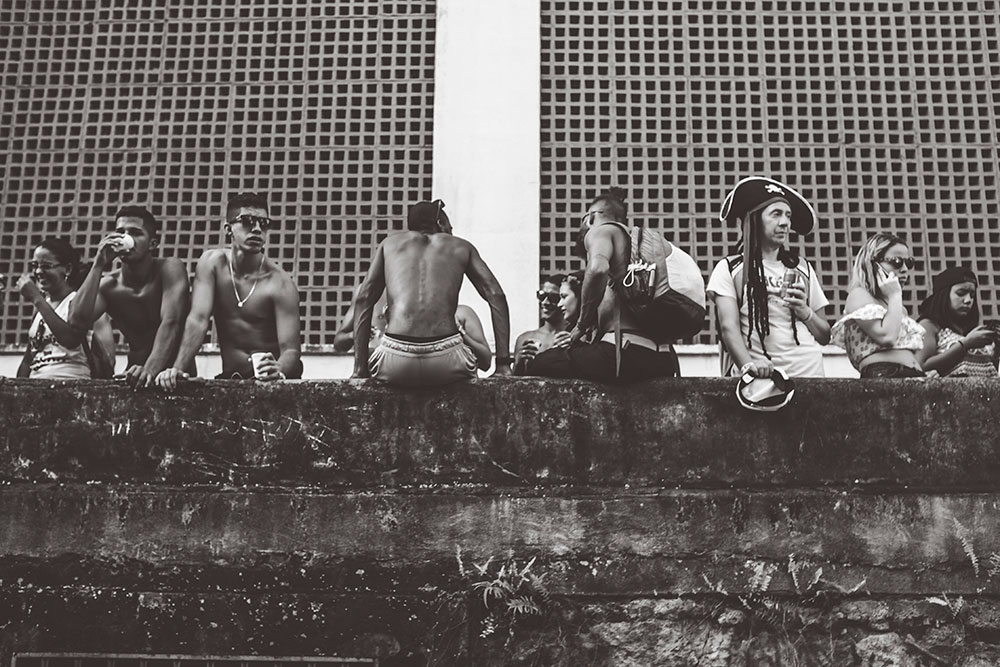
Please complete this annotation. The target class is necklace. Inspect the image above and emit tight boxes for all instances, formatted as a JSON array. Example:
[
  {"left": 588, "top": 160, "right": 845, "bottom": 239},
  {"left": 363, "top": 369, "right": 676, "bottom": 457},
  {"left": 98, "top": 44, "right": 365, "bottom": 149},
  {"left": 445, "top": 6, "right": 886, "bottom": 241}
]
[{"left": 229, "top": 251, "right": 265, "bottom": 308}]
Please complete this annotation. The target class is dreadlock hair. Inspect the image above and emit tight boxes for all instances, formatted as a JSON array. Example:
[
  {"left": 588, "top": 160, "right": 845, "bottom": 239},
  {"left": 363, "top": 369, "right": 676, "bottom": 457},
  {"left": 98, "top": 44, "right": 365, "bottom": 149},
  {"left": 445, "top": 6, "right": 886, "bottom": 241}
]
[{"left": 737, "top": 209, "right": 803, "bottom": 356}]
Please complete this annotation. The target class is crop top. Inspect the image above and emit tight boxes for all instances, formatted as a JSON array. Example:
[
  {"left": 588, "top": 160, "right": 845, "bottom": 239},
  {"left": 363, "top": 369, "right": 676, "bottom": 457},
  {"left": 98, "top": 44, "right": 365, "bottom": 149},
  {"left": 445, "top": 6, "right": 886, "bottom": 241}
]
[{"left": 830, "top": 303, "right": 926, "bottom": 370}]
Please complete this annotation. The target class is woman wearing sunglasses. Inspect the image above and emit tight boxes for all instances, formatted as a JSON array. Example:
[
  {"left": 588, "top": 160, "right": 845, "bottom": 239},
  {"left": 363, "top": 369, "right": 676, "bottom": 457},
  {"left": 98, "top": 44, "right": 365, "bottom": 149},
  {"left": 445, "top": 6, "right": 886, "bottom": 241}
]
[
  {"left": 915, "top": 266, "right": 999, "bottom": 377},
  {"left": 15, "top": 238, "right": 115, "bottom": 379},
  {"left": 831, "top": 232, "right": 927, "bottom": 378}
]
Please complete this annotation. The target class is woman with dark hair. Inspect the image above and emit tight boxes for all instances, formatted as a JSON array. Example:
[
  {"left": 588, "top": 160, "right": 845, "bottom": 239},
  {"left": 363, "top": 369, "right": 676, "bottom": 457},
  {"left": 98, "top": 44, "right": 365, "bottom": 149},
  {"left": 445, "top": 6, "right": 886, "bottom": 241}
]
[
  {"left": 830, "top": 232, "right": 926, "bottom": 378},
  {"left": 15, "top": 238, "right": 114, "bottom": 379},
  {"left": 558, "top": 270, "right": 583, "bottom": 330},
  {"left": 916, "top": 267, "right": 998, "bottom": 377},
  {"left": 707, "top": 177, "right": 831, "bottom": 378}
]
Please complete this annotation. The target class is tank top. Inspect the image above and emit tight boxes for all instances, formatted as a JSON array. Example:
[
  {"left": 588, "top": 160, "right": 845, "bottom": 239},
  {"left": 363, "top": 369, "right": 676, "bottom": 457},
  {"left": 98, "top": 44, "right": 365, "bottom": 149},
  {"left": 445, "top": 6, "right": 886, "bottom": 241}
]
[{"left": 28, "top": 291, "right": 91, "bottom": 379}]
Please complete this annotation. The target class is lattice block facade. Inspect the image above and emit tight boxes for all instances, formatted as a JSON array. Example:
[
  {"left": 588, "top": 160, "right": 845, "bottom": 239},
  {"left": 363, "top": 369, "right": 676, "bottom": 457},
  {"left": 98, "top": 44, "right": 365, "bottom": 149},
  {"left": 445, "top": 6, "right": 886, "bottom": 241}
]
[
  {"left": 0, "top": 1, "right": 436, "bottom": 348},
  {"left": 541, "top": 1, "right": 1000, "bottom": 345}
]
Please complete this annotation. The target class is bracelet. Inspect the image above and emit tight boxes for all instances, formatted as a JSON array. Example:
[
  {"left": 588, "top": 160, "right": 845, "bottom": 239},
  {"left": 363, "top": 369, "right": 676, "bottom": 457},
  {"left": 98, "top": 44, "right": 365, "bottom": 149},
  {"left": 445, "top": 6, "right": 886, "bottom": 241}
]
[{"left": 739, "top": 361, "right": 755, "bottom": 376}]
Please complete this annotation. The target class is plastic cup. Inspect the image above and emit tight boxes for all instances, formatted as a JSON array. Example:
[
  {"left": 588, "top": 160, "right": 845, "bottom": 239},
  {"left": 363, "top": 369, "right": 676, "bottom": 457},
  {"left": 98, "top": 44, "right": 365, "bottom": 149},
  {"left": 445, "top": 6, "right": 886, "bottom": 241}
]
[
  {"left": 249, "top": 352, "right": 270, "bottom": 379},
  {"left": 113, "top": 234, "right": 135, "bottom": 253}
]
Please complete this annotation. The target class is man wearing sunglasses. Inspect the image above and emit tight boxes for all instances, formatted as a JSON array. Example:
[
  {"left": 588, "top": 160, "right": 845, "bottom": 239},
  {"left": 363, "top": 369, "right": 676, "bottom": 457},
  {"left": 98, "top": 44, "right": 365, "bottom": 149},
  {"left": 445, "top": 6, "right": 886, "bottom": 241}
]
[
  {"left": 351, "top": 199, "right": 511, "bottom": 387},
  {"left": 156, "top": 192, "right": 302, "bottom": 390},
  {"left": 512, "top": 275, "right": 568, "bottom": 375},
  {"left": 69, "top": 206, "right": 195, "bottom": 388}
]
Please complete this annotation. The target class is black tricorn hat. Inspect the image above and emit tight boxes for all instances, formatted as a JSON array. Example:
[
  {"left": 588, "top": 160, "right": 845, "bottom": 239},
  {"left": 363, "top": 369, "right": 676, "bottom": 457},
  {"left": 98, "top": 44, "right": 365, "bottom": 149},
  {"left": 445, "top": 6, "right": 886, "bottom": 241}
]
[{"left": 719, "top": 177, "right": 817, "bottom": 236}]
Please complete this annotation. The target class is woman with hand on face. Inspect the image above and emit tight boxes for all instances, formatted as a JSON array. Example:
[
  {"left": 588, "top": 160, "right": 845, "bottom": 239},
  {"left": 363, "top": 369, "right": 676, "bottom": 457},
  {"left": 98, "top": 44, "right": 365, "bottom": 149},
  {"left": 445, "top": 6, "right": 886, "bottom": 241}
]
[
  {"left": 831, "top": 232, "right": 926, "bottom": 378},
  {"left": 15, "top": 238, "right": 115, "bottom": 379},
  {"left": 916, "top": 267, "right": 998, "bottom": 377}
]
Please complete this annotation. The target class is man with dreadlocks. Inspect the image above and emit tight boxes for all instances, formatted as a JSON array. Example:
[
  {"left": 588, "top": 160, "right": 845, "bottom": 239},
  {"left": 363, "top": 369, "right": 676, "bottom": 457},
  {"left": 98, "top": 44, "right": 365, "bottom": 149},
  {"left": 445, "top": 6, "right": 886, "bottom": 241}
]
[{"left": 707, "top": 177, "right": 831, "bottom": 378}]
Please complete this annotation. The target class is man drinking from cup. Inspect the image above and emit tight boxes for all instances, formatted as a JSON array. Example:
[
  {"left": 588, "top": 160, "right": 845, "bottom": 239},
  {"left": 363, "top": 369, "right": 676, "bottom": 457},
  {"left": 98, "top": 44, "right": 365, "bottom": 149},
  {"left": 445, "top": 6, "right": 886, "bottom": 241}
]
[{"left": 69, "top": 205, "right": 195, "bottom": 388}]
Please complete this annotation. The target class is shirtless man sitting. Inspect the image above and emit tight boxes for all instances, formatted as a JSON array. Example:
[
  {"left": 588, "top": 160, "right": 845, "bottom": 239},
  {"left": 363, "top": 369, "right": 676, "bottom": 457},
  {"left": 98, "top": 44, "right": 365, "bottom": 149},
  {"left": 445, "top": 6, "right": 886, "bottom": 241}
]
[
  {"left": 69, "top": 206, "right": 193, "bottom": 388},
  {"left": 513, "top": 274, "right": 569, "bottom": 375},
  {"left": 351, "top": 199, "right": 511, "bottom": 387},
  {"left": 155, "top": 192, "right": 302, "bottom": 389}
]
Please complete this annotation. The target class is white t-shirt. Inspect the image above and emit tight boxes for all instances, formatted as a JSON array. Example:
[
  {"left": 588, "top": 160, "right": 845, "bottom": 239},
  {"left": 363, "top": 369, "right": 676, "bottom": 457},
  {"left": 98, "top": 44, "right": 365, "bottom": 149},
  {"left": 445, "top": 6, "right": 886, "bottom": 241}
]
[
  {"left": 707, "top": 256, "right": 830, "bottom": 377},
  {"left": 28, "top": 291, "right": 91, "bottom": 379}
]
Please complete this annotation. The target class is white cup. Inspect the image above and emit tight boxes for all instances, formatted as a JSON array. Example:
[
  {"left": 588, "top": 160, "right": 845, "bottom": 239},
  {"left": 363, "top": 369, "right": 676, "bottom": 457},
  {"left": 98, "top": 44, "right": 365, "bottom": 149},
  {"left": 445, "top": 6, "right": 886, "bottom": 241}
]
[
  {"left": 249, "top": 352, "right": 270, "bottom": 379},
  {"left": 113, "top": 234, "right": 135, "bottom": 253}
]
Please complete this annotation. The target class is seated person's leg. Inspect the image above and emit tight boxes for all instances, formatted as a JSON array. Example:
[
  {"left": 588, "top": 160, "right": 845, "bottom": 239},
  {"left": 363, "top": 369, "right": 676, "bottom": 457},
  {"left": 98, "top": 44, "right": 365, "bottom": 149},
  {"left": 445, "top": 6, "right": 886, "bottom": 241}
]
[{"left": 531, "top": 341, "right": 617, "bottom": 382}]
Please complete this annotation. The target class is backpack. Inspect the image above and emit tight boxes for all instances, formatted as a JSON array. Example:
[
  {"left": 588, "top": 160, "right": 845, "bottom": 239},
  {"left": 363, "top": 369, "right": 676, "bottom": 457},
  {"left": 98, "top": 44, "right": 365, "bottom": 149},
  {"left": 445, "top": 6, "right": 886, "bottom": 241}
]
[
  {"left": 607, "top": 222, "right": 707, "bottom": 376},
  {"left": 717, "top": 254, "right": 811, "bottom": 376}
]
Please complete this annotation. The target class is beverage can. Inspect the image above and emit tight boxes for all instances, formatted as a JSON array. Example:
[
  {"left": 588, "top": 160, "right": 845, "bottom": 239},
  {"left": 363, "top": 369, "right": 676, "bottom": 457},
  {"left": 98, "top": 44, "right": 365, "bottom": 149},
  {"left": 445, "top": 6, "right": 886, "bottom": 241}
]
[{"left": 781, "top": 268, "right": 798, "bottom": 297}]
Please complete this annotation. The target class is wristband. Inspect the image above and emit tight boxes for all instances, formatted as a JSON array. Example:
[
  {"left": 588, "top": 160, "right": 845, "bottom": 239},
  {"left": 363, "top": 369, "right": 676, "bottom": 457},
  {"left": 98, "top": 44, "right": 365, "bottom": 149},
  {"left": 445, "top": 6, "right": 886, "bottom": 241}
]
[{"left": 739, "top": 361, "right": 755, "bottom": 376}]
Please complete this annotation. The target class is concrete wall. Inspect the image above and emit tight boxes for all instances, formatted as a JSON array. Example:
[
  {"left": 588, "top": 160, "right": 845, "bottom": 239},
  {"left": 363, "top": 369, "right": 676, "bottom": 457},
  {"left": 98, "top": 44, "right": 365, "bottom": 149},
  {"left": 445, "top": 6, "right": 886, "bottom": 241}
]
[
  {"left": 0, "top": 345, "right": 862, "bottom": 379},
  {"left": 1, "top": 378, "right": 999, "bottom": 665}
]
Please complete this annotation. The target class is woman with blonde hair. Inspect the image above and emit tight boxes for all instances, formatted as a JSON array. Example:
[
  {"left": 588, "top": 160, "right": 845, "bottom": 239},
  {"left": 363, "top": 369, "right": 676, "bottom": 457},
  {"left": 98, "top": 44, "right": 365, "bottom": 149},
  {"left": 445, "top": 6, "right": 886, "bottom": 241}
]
[{"left": 831, "top": 232, "right": 926, "bottom": 378}]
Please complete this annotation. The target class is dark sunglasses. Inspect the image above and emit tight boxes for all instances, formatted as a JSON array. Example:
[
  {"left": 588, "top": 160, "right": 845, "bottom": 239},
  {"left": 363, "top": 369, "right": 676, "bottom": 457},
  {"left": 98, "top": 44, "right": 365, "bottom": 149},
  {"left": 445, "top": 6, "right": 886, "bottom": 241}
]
[
  {"left": 878, "top": 256, "right": 915, "bottom": 270},
  {"left": 230, "top": 214, "right": 273, "bottom": 230},
  {"left": 536, "top": 290, "right": 560, "bottom": 305}
]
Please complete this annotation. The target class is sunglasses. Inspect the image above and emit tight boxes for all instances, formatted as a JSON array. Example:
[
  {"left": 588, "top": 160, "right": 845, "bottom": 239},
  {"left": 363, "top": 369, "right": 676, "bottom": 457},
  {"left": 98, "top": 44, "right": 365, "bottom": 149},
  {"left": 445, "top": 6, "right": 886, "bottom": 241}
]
[
  {"left": 878, "top": 256, "right": 915, "bottom": 270},
  {"left": 536, "top": 290, "right": 560, "bottom": 306},
  {"left": 29, "top": 261, "right": 64, "bottom": 271},
  {"left": 230, "top": 214, "right": 273, "bottom": 230}
]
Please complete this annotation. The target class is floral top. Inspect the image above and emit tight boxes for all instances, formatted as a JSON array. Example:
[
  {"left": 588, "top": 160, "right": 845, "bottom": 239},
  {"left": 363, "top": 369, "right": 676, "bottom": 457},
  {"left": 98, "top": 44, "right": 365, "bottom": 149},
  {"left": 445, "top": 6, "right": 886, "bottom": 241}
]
[
  {"left": 936, "top": 326, "right": 997, "bottom": 378},
  {"left": 830, "top": 303, "right": 925, "bottom": 370}
]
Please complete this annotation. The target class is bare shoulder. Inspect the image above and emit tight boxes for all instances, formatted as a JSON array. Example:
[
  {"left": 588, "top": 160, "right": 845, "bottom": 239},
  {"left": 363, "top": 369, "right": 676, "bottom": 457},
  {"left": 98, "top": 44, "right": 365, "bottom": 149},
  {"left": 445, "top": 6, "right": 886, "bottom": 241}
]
[
  {"left": 265, "top": 259, "right": 299, "bottom": 293},
  {"left": 845, "top": 286, "right": 877, "bottom": 311},
  {"left": 157, "top": 256, "right": 190, "bottom": 278},
  {"left": 917, "top": 317, "right": 940, "bottom": 335},
  {"left": 198, "top": 247, "right": 228, "bottom": 268}
]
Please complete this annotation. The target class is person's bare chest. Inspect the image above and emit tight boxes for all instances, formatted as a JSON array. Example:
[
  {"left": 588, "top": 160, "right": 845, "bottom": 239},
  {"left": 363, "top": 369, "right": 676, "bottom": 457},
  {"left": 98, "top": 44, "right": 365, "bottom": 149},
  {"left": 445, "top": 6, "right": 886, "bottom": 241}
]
[{"left": 106, "top": 279, "right": 163, "bottom": 327}]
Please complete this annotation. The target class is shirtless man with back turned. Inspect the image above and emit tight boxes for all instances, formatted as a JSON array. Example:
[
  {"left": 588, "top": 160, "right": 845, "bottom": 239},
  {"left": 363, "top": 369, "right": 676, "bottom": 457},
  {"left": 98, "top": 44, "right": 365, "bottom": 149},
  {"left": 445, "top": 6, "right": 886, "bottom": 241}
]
[
  {"left": 352, "top": 199, "right": 511, "bottom": 386},
  {"left": 155, "top": 192, "right": 302, "bottom": 389}
]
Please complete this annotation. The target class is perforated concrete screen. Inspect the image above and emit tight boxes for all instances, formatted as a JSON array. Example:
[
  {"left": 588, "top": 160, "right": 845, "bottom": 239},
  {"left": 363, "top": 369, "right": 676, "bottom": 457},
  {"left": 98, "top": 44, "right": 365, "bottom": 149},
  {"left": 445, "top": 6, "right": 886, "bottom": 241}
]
[
  {"left": 541, "top": 1, "right": 1000, "bottom": 345},
  {"left": 0, "top": 1, "right": 436, "bottom": 348}
]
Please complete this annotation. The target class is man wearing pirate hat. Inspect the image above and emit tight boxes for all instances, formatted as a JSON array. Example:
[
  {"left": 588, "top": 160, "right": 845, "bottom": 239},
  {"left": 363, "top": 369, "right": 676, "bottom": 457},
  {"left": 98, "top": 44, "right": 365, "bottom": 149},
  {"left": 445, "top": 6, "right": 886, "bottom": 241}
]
[{"left": 707, "top": 177, "right": 832, "bottom": 378}]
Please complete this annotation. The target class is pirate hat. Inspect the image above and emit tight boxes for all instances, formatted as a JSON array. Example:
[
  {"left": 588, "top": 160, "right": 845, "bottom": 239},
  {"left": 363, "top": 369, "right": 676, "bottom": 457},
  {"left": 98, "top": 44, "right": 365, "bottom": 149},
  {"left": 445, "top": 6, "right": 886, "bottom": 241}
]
[
  {"left": 719, "top": 177, "right": 817, "bottom": 236},
  {"left": 736, "top": 367, "right": 796, "bottom": 412}
]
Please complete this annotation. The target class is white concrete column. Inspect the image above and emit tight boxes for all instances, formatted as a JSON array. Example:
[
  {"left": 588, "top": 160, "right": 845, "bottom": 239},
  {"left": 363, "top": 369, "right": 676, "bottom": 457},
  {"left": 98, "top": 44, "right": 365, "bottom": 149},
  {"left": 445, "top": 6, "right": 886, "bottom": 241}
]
[{"left": 432, "top": 0, "right": 541, "bottom": 355}]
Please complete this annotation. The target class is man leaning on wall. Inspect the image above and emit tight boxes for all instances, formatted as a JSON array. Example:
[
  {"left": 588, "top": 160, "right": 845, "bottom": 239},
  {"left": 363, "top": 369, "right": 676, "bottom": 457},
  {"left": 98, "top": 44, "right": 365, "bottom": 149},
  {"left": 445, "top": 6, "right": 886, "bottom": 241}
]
[{"left": 155, "top": 193, "right": 302, "bottom": 389}]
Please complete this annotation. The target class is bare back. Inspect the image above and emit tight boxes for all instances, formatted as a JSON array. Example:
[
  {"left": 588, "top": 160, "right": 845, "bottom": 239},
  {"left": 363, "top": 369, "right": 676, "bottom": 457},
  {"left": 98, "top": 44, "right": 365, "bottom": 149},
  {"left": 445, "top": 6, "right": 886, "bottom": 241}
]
[
  {"left": 381, "top": 231, "right": 471, "bottom": 338},
  {"left": 591, "top": 223, "right": 643, "bottom": 334}
]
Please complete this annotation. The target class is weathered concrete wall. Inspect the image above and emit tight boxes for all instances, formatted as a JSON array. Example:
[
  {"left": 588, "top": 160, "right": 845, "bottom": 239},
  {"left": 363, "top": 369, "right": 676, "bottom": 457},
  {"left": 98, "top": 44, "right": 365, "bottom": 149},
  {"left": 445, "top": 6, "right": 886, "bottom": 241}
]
[{"left": 1, "top": 378, "right": 1000, "bottom": 666}]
